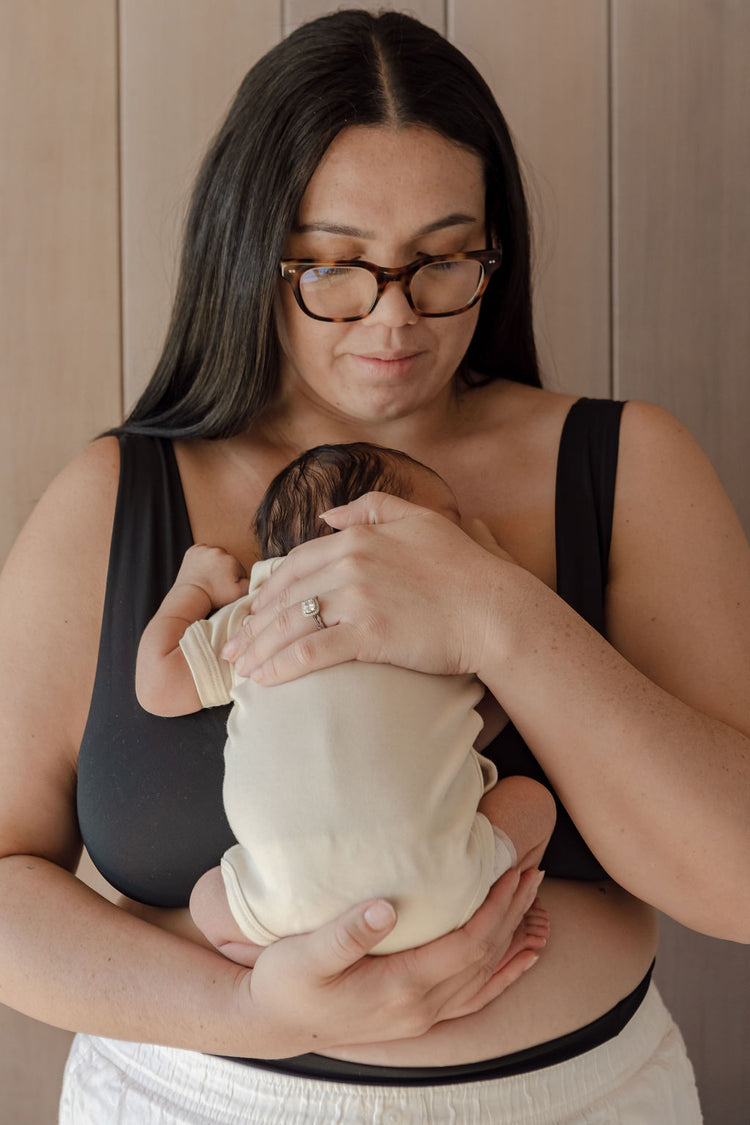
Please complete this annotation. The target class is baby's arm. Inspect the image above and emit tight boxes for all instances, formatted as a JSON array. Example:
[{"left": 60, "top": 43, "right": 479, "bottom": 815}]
[{"left": 136, "top": 545, "right": 248, "bottom": 717}]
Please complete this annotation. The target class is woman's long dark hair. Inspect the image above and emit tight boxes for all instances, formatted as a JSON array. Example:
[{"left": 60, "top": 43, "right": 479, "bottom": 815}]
[{"left": 122, "top": 9, "right": 541, "bottom": 439}]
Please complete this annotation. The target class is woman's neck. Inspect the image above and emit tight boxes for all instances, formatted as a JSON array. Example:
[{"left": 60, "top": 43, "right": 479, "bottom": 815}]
[{"left": 250, "top": 374, "right": 476, "bottom": 462}]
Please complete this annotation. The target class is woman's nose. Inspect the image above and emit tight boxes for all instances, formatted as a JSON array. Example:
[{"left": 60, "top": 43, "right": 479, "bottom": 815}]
[{"left": 367, "top": 280, "right": 419, "bottom": 328}]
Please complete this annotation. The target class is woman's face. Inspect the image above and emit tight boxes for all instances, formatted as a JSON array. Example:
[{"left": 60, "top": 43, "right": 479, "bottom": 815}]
[{"left": 275, "top": 125, "right": 487, "bottom": 430}]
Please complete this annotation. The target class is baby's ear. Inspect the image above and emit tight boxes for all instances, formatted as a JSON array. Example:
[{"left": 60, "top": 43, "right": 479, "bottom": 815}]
[{"left": 462, "top": 518, "right": 515, "bottom": 563}]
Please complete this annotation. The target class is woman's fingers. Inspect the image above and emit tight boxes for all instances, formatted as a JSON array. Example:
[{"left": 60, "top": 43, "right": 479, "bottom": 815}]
[
  {"left": 241, "top": 622, "right": 362, "bottom": 685},
  {"left": 236, "top": 593, "right": 336, "bottom": 664},
  {"left": 250, "top": 536, "right": 349, "bottom": 616},
  {"left": 221, "top": 490, "right": 506, "bottom": 681},
  {"left": 224, "top": 535, "right": 393, "bottom": 677},
  {"left": 228, "top": 580, "right": 365, "bottom": 682},
  {"left": 320, "top": 490, "right": 427, "bottom": 530},
  {"left": 413, "top": 867, "right": 545, "bottom": 1021},
  {"left": 447, "top": 947, "right": 541, "bottom": 1020},
  {"left": 249, "top": 492, "right": 435, "bottom": 616},
  {"left": 306, "top": 898, "right": 398, "bottom": 976},
  {"left": 221, "top": 534, "right": 361, "bottom": 665},
  {"left": 250, "top": 869, "right": 545, "bottom": 1052}
]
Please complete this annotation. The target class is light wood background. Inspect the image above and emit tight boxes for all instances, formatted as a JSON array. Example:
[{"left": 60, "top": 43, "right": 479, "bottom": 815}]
[{"left": 1, "top": 2, "right": 748, "bottom": 1122}]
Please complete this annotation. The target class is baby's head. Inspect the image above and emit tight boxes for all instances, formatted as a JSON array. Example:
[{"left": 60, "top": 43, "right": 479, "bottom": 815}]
[{"left": 255, "top": 442, "right": 460, "bottom": 559}]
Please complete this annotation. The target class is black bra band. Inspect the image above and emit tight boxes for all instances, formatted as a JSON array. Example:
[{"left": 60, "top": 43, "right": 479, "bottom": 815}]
[{"left": 220, "top": 961, "right": 654, "bottom": 1087}]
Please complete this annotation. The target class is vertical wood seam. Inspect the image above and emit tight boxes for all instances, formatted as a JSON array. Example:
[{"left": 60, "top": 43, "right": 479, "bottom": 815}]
[
  {"left": 116, "top": 0, "right": 125, "bottom": 422},
  {"left": 607, "top": 0, "right": 615, "bottom": 402}
]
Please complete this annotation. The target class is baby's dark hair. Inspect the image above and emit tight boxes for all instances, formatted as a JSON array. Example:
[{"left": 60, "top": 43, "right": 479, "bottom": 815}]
[{"left": 255, "top": 442, "right": 438, "bottom": 558}]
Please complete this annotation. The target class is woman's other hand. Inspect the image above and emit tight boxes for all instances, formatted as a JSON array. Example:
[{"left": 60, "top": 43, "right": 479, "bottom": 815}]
[
  {"left": 244, "top": 866, "right": 545, "bottom": 1056},
  {"left": 223, "top": 492, "right": 511, "bottom": 684}
]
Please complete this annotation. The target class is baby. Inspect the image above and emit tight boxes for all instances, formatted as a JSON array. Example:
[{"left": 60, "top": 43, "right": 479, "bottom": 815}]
[{"left": 136, "top": 443, "right": 556, "bottom": 961}]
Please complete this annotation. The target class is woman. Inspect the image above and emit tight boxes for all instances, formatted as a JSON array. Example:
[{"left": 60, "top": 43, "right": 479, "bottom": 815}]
[{"left": 0, "top": 9, "right": 747, "bottom": 1122}]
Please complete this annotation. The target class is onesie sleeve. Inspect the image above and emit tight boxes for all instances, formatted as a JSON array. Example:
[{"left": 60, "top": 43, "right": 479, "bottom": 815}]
[
  {"left": 179, "top": 597, "right": 252, "bottom": 708},
  {"left": 179, "top": 557, "right": 284, "bottom": 709}
]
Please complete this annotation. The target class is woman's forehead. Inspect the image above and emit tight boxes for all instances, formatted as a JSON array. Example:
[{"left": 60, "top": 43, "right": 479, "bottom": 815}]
[{"left": 296, "top": 125, "right": 485, "bottom": 239}]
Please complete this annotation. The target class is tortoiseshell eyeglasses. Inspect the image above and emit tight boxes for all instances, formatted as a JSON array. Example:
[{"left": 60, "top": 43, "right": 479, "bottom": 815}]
[{"left": 279, "top": 248, "right": 502, "bottom": 322}]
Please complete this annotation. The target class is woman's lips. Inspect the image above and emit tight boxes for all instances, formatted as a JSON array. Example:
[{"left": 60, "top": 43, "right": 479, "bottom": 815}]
[{"left": 350, "top": 351, "right": 423, "bottom": 378}]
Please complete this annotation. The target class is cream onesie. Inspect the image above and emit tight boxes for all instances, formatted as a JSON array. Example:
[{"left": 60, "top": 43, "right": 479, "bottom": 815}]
[{"left": 179, "top": 558, "right": 515, "bottom": 954}]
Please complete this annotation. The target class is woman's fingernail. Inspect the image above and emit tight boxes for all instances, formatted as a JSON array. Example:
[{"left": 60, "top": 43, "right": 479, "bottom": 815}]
[
  {"left": 364, "top": 901, "right": 396, "bottom": 931},
  {"left": 523, "top": 955, "right": 540, "bottom": 972}
]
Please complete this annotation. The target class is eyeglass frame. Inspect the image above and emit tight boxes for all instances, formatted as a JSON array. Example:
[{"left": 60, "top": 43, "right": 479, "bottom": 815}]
[{"left": 278, "top": 247, "right": 503, "bottom": 322}]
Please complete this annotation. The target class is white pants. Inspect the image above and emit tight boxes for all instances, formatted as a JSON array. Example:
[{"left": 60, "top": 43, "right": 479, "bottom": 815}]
[{"left": 59, "top": 983, "right": 702, "bottom": 1124}]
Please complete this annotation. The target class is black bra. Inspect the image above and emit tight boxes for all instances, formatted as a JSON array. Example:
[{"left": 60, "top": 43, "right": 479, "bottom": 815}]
[{"left": 77, "top": 397, "right": 624, "bottom": 905}]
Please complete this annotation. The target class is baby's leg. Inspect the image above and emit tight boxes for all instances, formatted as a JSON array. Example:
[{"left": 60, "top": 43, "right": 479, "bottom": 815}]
[
  {"left": 190, "top": 866, "right": 266, "bottom": 967},
  {"left": 479, "top": 774, "right": 557, "bottom": 873}
]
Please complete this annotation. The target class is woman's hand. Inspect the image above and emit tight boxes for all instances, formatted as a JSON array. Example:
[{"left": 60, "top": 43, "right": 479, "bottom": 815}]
[
  {"left": 223, "top": 492, "right": 510, "bottom": 684},
  {"left": 243, "top": 866, "right": 545, "bottom": 1057}
]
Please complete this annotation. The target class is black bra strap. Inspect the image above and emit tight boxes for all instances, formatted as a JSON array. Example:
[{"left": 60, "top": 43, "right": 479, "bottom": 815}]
[{"left": 555, "top": 397, "right": 625, "bottom": 635}]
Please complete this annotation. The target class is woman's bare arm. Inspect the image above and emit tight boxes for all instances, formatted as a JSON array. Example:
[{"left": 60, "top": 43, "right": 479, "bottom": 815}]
[
  {"left": 0, "top": 438, "right": 543, "bottom": 1054},
  {"left": 481, "top": 402, "right": 750, "bottom": 938},
  {"left": 0, "top": 439, "right": 252, "bottom": 1050}
]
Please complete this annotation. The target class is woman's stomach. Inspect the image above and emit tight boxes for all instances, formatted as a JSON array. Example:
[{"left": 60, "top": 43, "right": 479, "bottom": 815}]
[
  {"left": 119, "top": 877, "right": 657, "bottom": 1067},
  {"left": 324, "top": 879, "right": 658, "bottom": 1067}
]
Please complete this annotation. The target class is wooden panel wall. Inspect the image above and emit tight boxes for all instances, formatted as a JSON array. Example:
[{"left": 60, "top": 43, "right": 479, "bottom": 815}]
[
  {"left": 285, "top": 0, "right": 445, "bottom": 35},
  {"left": 1, "top": 3, "right": 748, "bottom": 1122},
  {"left": 0, "top": 0, "right": 121, "bottom": 564},
  {"left": 612, "top": 0, "right": 750, "bottom": 532},
  {"left": 610, "top": 5, "right": 750, "bottom": 1119},
  {"left": 120, "top": 0, "right": 279, "bottom": 409},
  {"left": 452, "top": 0, "right": 611, "bottom": 399},
  {"left": 0, "top": 4, "right": 121, "bottom": 1117}
]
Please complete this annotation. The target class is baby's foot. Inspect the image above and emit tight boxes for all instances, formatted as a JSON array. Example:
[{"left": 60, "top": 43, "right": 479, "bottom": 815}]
[{"left": 494, "top": 898, "right": 550, "bottom": 973}]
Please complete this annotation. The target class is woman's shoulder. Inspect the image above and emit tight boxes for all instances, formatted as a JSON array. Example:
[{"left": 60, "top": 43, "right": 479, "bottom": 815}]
[
  {"left": 41, "top": 435, "right": 121, "bottom": 539},
  {"left": 54, "top": 433, "right": 122, "bottom": 504},
  {"left": 459, "top": 378, "right": 726, "bottom": 494},
  {"left": 614, "top": 399, "right": 729, "bottom": 516},
  {"left": 1, "top": 436, "right": 121, "bottom": 607},
  {"left": 0, "top": 436, "right": 125, "bottom": 771},
  {"left": 459, "top": 378, "right": 580, "bottom": 453},
  {"left": 464, "top": 375, "right": 574, "bottom": 415},
  {"left": 466, "top": 381, "right": 703, "bottom": 455},
  {"left": 609, "top": 396, "right": 748, "bottom": 593}
]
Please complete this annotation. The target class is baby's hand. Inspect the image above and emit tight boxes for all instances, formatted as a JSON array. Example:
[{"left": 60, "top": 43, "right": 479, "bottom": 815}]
[{"left": 174, "top": 544, "right": 249, "bottom": 610}]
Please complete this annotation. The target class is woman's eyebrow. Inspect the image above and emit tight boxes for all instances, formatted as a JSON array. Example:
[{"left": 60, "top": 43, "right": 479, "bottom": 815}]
[
  {"left": 293, "top": 213, "right": 478, "bottom": 238},
  {"left": 415, "top": 213, "right": 478, "bottom": 237}
]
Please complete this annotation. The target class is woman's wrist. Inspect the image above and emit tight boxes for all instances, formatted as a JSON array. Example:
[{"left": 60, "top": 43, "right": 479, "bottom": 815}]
[{"left": 462, "top": 545, "right": 543, "bottom": 682}]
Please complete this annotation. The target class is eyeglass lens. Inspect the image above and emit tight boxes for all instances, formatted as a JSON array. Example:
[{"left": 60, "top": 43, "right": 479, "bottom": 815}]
[{"left": 298, "top": 260, "right": 484, "bottom": 319}]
